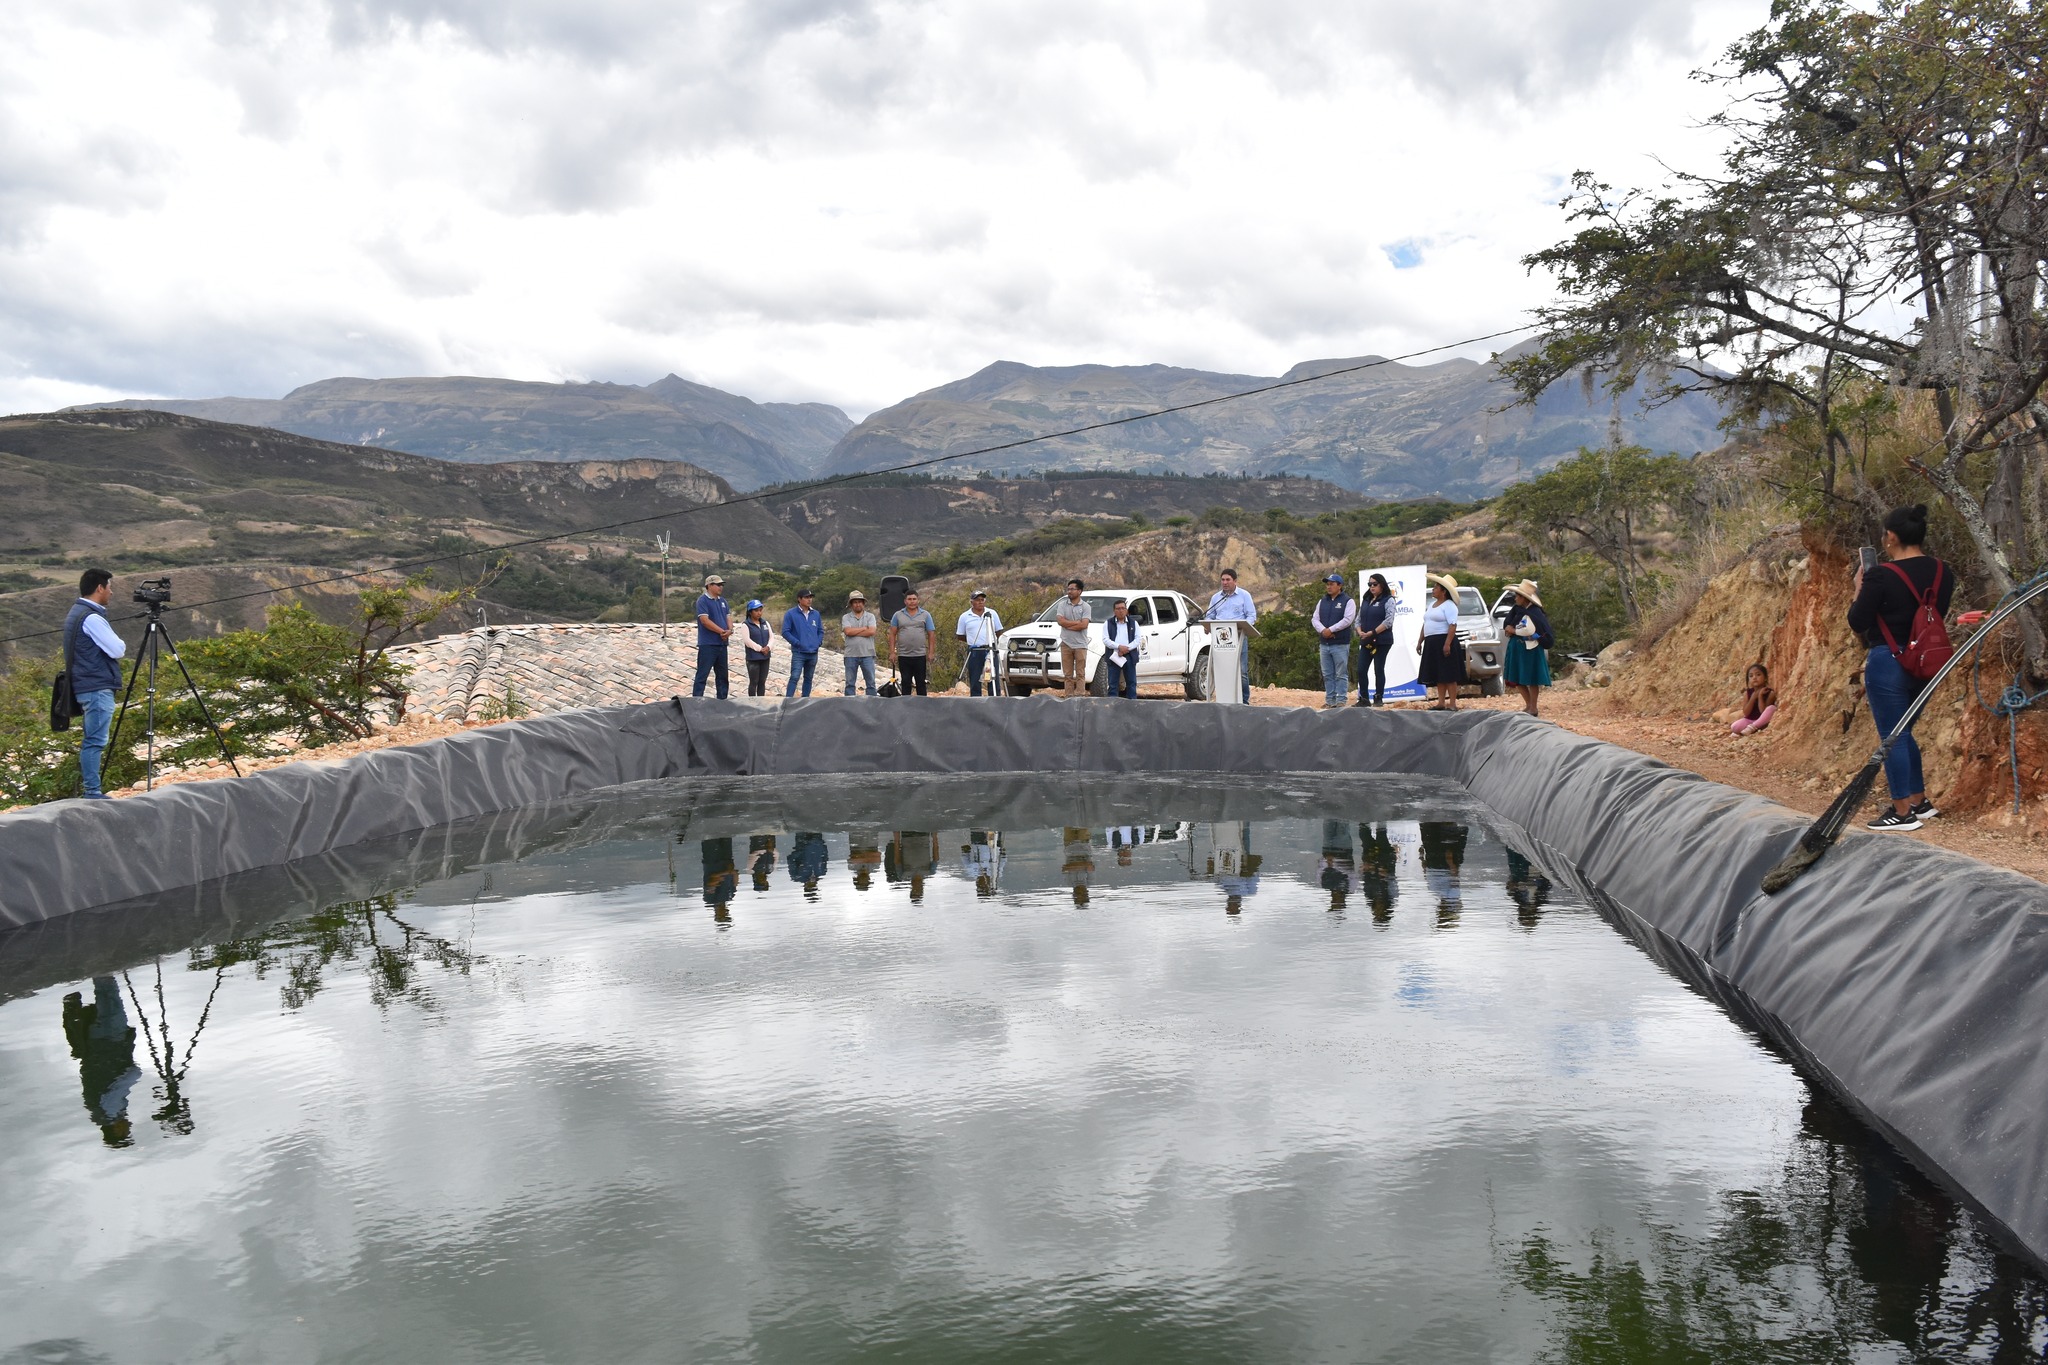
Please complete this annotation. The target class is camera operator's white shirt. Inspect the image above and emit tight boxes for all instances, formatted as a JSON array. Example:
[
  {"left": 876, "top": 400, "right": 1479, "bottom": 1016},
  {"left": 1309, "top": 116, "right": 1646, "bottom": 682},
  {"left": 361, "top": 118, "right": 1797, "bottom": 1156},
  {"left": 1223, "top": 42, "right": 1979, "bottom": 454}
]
[
  {"left": 75, "top": 600, "right": 126, "bottom": 659},
  {"left": 956, "top": 608, "right": 1003, "bottom": 649}
]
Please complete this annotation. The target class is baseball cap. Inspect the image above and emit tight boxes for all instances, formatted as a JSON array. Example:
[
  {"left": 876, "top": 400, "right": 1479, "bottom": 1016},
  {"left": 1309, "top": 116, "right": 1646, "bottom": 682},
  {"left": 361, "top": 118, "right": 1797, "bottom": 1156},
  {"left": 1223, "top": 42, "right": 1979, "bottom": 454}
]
[
  {"left": 1324, "top": 572, "right": 1344, "bottom": 583},
  {"left": 797, "top": 586, "right": 814, "bottom": 597},
  {"left": 744, "top": 598, "right": 763, "bottom": 610},
  {"left": 971, "top": 588, "right": 987, "bottom": 598},
  {"left": 704, "top": 574, "right": 725, "bottom": 586},
  {"left": 848, "top": 589, "right": 866, "bottom": 600}
]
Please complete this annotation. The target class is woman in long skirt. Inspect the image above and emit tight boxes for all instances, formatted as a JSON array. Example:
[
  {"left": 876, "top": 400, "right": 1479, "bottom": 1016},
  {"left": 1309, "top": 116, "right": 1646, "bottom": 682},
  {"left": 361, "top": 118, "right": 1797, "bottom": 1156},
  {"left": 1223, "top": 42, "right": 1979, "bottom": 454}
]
[
  {"left": 1416, "top": 573, "right": 1467, "bottom": 710},
  {"left": 1500, "top": 579, "right": 1552, "bottom": 716}
]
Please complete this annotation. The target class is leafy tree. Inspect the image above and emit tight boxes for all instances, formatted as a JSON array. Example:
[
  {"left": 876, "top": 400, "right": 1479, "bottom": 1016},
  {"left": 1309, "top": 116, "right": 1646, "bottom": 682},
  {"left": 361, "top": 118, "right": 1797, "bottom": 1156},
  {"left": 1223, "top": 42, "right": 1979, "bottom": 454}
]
[
  {"left": 1494, "top": 446, "right": 1696, "bottom": 622},
  {"left": 1504, "top": 0, "right": 2048, "bottom": 666}
]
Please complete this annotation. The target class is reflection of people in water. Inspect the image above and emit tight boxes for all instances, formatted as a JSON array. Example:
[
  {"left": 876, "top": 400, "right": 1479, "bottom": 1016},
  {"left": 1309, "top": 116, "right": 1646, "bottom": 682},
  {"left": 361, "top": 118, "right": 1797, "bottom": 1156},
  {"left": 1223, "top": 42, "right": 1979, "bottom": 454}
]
[
  {"left": 1357, "top": 823, "right": 1397, "bottom": 925},
  {"left": 1209, "top": 824, "right": 1262, "bottom": 915},
  {"left": 1107, "top": 826, "right": 1144, "bottom": 868},
  {"left": 1419, "top": 822, "right": 1467, "bottom": 928},
  {"left": 701, "top": 837, "right": 737, "bottom": 923},
  {"left": 62, "top": 976, "right": 141, "bottom": 1147},
  {"left": 961, "top": 831, "right": 1005, "bottom": 897},
  {"left": 848, "top": 833, "right": 882, "bottom": 891},
  {"left": 746, "top": 834, "right": 778, "bottom": 893},
  {"left": 786, "top": 832, "right": 828, "bottom": 899},
  {"left": 1320, "top": 820, "right": 1355, "bottom": 913},
  {"left": 887, "top": 831, "right": 939, "bottom": 902},
  {"left": 1505, "top": 849, "right": 1552, "bottom": 930},
  {"left": 1063, "top": 827, "right": 1096, "bottom": 905}
]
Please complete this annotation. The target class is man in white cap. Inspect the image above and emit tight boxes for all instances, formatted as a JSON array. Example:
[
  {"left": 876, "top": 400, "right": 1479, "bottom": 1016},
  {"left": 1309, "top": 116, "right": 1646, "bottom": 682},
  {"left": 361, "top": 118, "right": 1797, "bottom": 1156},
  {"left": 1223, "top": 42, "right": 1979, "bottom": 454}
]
[
  {"left": 841, "top": 590, "right": 879, "bottom": 696},
  {"left": 693, "top": 574, "right": 731, "bottom": 699},
  {"left": 954, "top": 590, "right": 1005, "bottom": 696}
]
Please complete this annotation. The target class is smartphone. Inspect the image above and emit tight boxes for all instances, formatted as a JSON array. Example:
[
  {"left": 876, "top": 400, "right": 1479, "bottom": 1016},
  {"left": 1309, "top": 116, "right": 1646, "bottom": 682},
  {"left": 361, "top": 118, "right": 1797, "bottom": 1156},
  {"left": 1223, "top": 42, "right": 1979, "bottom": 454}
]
[{"left": 1858, "top": 546, "right": 1879, "bottom": 573}]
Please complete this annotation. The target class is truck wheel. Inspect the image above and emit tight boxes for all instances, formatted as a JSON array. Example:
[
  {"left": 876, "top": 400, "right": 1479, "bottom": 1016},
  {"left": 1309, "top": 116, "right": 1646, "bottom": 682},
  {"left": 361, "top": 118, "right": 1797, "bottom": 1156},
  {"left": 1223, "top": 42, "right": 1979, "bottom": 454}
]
[
  {"left": 1183, "top": 651, "right": 1212, "bottom": 701},
  {"left": 1089, "top": 660, "right": 1110, "bottom": 697},
  {"left": 1481, "top": 674, "right": 1506, "bottom": 698},
  {"left": 1009, "top": 682, "right": 1034, "bottom": 697}
]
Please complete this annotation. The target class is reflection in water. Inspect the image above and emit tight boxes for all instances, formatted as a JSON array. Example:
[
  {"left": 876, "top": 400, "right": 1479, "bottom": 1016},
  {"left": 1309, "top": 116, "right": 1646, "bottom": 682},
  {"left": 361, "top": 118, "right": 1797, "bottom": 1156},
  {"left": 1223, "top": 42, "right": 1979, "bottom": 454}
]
[
  {"left": 1506, "top": 849, "right": 1553, "bottom": 931},
  {"left": 1420, "top": 821, "right": 1467, "bottom": 928},
  {"left": 786, "top": 832, "right": 828, "bottom": 900},
  {"left": 192, "top": 894, "right": 480, "bottom": 1013},
  {"left": 961, "top": 830, "right": 1004, "bottom": 897},
  {"left": 12, "top": 778, "right": 2047, "bottom": 1362},
  {"left": 1062, "top": 827, "right": 1095, "bottom": 905},
  {"left": 1507, "top": 1094, "right": 2046, "bottom": 1361},
  {"left": 1320, "top": 819, "right": 1355, "bottom": 913},
  {"left": 701, "top": 836, "right": 736, "bottom": 923},
  {"left": 1358, "top": 822, "right": 1398, "bottom": 925},
  {"left": 746, "top": 835, "right": 777, "bottom": 893},
  {"left": 61, "top": 977, "right": 139, "bottom": 1147},
  {"left": 887, "top": 832, "right": 938, "bottom": 903}
]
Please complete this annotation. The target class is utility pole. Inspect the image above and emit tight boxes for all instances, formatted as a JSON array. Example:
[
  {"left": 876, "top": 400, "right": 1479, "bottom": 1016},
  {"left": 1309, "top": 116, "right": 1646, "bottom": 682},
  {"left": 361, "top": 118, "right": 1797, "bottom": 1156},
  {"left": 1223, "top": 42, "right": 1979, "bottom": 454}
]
[{"left": 654, "top": 533, "right": 672, "bottom": 640}]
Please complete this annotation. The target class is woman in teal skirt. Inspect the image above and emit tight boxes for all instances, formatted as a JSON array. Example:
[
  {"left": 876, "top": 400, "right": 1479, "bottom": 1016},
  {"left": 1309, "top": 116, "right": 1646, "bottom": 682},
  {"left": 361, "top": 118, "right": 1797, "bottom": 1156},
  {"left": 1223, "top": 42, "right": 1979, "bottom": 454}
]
[{"left": 1500, "top": 579, "right": 1552, "bottom": 716}]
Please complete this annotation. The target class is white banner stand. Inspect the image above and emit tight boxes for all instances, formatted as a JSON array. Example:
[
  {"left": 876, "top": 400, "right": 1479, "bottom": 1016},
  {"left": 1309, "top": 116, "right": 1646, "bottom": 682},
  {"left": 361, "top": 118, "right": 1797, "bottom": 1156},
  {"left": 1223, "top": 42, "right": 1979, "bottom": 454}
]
[{"left": 1359, "top": 563, "right": 1428, "bottom": 702}]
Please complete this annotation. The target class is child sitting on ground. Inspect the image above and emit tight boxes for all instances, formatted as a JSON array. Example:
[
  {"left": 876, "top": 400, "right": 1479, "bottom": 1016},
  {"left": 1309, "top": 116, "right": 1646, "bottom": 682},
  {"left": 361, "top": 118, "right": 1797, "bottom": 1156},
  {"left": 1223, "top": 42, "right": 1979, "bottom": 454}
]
[{"left": 1731, "top": 663, "right": 1777, "bottom": 735}]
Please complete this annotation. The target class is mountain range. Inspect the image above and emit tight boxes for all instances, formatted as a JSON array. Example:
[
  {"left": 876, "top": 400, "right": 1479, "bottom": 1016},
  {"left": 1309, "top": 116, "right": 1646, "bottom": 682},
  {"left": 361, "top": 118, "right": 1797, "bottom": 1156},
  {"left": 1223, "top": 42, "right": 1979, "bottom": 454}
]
[
  {"left": 75, "top": 376, "right": 853, "bottom": 492},
  {"left": 70, "top": 344, "right": 1727, "bottom": 498}
]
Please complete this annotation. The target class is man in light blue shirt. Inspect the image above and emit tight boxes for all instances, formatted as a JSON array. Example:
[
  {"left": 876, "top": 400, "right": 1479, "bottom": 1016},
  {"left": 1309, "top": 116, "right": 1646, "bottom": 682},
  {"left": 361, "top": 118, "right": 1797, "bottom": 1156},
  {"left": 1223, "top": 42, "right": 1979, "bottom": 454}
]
[
  {"left": 63, "top": 569, "right": 127, "bottom": 799},
  {"left": 953, "top": 590, "right": 1004, "bottom": 697},
  {"left": 1205, "top": 568, "right": 1258, "bottom": 703},
  {"left": 780, "top": 588, "right": 823, "bottom": 697}
]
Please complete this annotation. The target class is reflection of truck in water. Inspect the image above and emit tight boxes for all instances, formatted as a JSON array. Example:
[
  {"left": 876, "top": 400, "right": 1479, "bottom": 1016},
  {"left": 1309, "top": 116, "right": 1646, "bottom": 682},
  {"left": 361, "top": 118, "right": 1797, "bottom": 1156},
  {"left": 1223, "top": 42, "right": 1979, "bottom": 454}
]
[{"left": 999, "top": 590, "right": 1219, "bottom": 698}]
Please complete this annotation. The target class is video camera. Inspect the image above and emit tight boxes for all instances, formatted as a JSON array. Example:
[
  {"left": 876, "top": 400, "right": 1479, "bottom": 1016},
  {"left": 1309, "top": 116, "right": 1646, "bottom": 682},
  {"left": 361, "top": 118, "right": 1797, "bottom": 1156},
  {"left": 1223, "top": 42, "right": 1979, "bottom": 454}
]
[{"left": 132, "top": 576, "right": 172, "bottom": 607}]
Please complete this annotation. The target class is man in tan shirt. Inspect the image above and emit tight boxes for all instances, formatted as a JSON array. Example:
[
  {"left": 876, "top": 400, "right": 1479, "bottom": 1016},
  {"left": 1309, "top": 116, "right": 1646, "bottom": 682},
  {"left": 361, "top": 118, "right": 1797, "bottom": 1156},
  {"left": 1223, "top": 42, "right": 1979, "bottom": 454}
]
[{"left": 1053, "top": 579, "right": 1093, "bottom": 697}]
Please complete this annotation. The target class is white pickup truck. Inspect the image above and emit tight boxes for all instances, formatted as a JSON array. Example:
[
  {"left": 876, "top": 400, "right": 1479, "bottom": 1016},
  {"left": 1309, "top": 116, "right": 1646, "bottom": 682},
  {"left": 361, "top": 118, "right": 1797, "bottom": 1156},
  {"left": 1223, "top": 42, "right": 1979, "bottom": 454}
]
[{"left": 998, "top": 590, "right": 1219, "bottom": 698}]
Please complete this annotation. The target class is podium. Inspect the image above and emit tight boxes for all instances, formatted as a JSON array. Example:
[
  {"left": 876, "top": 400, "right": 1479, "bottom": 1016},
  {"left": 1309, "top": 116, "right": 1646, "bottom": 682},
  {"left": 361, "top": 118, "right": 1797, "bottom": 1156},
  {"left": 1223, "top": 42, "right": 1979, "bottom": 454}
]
[{"left": 1208, "top": 620, "right": 1257, "bottom": 705}]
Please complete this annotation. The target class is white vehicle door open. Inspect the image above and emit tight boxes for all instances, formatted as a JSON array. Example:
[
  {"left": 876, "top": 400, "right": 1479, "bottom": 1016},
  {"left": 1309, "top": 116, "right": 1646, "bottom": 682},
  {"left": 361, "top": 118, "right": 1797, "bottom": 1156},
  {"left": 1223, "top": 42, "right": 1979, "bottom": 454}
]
[{"left": 1142, "top": 595, "right": 1178, "bottom": 678}]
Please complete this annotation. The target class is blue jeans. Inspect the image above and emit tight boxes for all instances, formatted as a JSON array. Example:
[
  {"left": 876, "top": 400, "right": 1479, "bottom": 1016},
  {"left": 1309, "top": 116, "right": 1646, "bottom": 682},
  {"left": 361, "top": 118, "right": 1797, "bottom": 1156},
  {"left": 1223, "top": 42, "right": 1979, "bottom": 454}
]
[
  {"left": 1108, "top": 655, "right": 1138, "bottom": 698},
  {"left": 1319, "top": 641, "right": 1351, "bottom": 705},
  {"left": 785, "top": 651, "right": 818, "bottom": 697},
  {"left": 964, "top": 647, "right": 992, "bottom": 696},
  {"left": 844, "top": 656, "right": 876, "bottom": 695},
  {"left": 692, "top": 650, "right": 729, "bottom": 699},
  {"left": 78, "top": 688, "right": 115, "bottom": 796},
  {"left": 1865, "top": 646, "right": 1926, "bottom": 801}
]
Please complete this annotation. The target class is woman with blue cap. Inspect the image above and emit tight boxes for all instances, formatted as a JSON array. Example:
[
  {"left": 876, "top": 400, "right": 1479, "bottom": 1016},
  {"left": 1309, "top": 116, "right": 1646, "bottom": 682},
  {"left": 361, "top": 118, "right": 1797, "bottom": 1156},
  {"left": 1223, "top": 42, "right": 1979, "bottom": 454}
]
[{"left": 741, "top": 599, "right": 773, "bottom": 696}]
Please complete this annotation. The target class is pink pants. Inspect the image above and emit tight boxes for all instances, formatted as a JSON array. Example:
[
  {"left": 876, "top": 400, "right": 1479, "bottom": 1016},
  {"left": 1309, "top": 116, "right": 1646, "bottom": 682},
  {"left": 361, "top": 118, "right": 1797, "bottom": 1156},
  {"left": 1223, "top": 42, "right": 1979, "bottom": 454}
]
[{"left": 1731, "top": 704, "right": 1775, "bottom": 735}]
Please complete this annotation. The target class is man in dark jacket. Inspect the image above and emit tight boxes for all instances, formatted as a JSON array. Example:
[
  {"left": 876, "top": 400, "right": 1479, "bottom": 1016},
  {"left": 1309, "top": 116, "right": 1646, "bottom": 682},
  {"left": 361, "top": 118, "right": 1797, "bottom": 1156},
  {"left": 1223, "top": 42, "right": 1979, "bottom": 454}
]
[
  {"left": 1313, "top": 573, "right": 1356, "bottom": 709},
  {"left": 64, "top": 569, "right": 127, "bottom": 799}
]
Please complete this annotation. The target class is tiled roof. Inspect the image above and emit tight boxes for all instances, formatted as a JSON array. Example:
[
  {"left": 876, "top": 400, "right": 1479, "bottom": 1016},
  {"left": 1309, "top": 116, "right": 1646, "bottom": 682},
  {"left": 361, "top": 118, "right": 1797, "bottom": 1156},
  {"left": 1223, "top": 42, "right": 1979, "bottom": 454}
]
[{"left": 388, "top": 623, "right": 845, "bottom": 720}]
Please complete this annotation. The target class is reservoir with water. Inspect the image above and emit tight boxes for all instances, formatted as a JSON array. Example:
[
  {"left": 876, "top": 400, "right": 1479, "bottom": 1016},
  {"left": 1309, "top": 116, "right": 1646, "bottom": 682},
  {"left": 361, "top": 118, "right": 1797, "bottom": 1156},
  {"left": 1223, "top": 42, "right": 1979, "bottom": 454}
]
[{"left": 2, "top": 773, "right": 2042, "bottom": 1362}]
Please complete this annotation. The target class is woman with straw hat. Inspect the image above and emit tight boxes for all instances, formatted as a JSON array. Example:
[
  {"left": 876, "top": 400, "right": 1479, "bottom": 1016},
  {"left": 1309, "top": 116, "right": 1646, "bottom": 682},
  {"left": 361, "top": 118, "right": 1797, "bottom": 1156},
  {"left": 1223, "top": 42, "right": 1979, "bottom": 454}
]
[
  {"left": 1416, "top": 572, "right": 1466, "bottom": 710},
  {"left": 1501, "top": 579, "right": 1553, "bottom": 716}
]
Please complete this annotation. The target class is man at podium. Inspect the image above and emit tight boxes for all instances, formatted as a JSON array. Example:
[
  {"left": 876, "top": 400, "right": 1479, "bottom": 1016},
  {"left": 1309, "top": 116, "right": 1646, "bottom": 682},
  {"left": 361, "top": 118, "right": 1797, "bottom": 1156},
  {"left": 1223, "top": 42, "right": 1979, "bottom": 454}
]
[{"left": 1206, "top": 568, "right": 1259, "bottom": 703}]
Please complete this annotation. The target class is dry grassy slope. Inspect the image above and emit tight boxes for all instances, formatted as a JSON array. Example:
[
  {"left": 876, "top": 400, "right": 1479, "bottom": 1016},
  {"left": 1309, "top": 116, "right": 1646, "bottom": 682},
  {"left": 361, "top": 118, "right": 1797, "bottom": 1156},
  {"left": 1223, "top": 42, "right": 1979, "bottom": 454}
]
[{"left": 1602, "top": 531, "right": 2047, "bottom": 820}]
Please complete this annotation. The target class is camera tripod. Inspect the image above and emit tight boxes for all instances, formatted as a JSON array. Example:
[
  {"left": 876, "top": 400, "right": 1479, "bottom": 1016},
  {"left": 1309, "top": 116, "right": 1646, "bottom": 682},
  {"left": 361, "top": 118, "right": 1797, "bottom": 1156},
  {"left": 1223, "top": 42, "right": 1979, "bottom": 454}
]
[{"left": 105, "top": 601, "right": 240, "bottom": 792}]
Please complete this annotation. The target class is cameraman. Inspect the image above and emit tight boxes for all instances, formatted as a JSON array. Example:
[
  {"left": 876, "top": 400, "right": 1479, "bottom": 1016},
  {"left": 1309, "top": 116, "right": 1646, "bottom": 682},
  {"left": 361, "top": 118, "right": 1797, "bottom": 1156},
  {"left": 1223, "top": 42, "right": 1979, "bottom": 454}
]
[{"left": 64, "top": 569, "right": 127, "bottom": 799}]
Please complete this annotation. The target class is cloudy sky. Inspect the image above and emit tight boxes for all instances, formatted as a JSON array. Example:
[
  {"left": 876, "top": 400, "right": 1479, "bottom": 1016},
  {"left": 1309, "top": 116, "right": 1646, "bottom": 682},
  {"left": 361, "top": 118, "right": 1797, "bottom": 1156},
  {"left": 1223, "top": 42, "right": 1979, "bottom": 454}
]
[{"left": 1, "top": 0, "right": 1765, "bottom": 419}]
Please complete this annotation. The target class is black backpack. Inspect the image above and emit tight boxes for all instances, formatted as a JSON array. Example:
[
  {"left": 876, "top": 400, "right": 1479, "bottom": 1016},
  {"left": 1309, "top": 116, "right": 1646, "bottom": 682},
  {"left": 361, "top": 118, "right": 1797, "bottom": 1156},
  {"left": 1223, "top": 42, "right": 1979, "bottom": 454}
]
[{"left": 49, "top": 617, "right": 85, "bottom": 731}]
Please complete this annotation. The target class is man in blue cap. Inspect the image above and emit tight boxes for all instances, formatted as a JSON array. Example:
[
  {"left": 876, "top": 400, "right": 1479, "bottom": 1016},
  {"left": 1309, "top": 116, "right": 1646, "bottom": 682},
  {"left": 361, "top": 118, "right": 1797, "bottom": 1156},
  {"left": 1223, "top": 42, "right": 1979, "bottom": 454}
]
[
  {"left": 780, "top": 587, "right": 823, "bottom": 697},
  {"left": 1313, "top": 571, "right": 1356, "bottom": 710},
  {"left": 692, "top": 574, "right": 731, "bottom": 698}
]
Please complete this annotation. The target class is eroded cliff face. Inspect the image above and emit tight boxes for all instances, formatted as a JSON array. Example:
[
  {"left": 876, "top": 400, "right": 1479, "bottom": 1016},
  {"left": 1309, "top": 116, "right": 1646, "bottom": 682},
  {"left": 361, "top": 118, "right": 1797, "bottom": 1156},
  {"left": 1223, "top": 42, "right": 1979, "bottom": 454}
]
[{"left": 1602, "top": 529, "right": 2046, "bottom": 820}]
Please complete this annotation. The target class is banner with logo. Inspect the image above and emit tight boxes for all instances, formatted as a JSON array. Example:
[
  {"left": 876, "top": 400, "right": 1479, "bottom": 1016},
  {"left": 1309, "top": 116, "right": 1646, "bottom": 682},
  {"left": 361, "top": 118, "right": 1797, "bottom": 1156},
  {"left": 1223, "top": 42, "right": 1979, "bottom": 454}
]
[{"left": 1359, "top": 563, "right": 1428, "bottom": 700}]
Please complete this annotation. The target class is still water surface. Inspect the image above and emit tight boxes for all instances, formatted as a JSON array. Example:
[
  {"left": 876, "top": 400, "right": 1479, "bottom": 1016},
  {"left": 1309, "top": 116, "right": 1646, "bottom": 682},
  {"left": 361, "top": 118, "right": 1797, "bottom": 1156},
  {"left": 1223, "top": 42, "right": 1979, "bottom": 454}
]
[{"left": 1, "top": 774, "right": 2043, "bottom": 1363}]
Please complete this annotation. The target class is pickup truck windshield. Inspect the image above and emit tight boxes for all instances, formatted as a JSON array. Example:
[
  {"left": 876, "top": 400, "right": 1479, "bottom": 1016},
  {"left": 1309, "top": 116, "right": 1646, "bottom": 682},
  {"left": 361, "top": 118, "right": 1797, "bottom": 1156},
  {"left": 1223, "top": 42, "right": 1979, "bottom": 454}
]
[
  {"left": 1457, "top": 588, "right": 1487, "bottom": 616},
  {"left": 1035, "top": 595, "right": 1124, "bottom": 624}
]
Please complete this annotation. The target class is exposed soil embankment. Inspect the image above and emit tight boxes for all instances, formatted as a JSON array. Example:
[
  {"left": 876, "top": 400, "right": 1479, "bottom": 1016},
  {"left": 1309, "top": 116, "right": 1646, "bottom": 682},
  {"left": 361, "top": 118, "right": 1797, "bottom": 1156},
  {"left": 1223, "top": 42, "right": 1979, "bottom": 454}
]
[{"left": 1596, "top": 529, "right": 2047, "bottom": 826}]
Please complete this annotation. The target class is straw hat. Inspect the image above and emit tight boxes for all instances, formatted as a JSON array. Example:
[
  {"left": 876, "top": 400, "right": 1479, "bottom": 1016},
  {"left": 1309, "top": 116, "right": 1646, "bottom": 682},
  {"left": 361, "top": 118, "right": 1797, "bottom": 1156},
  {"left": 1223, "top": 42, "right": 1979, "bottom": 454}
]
[
  {"left": 1510, "top": 578, "right": 1542, "bottom": 606},
  {"left": 1426, "top": 571, "right": 1459, "bottom": 596}
]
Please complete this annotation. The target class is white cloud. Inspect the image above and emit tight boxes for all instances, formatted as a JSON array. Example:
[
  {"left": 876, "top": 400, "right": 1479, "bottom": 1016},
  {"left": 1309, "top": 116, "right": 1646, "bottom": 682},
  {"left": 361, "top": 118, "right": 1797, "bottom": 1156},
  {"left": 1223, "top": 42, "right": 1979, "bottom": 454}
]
[{"left": 0, "top": 0, "right": 1769, "bottom": 418}]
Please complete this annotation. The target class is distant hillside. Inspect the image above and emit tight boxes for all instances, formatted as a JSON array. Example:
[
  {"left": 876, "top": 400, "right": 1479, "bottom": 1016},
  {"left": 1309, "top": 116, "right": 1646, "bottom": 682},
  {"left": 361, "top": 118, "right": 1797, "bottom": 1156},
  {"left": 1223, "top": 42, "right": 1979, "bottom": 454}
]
[
  {"left": 74, "top": 374, "right": 854, "bottom": 491},
  {"left": 764, "top": 471, "right": 1373, "bottom": 564},
  {"left": 0, "top": 410, "right": 816, "bottom": 641},
  {"left": 821, "top": 344, "right": 1727, "bottom": 496}
]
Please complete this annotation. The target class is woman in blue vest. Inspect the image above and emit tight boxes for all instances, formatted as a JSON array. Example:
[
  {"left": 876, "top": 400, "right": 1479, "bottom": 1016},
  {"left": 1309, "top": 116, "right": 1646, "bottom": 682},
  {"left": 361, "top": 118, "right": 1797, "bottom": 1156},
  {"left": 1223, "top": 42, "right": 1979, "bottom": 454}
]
[
  {"left": 741, "top": 600, "right": 774, "bottom": 696},
  {"left": 1354, "top": 573, "right": 1395, "bottom": 706}
]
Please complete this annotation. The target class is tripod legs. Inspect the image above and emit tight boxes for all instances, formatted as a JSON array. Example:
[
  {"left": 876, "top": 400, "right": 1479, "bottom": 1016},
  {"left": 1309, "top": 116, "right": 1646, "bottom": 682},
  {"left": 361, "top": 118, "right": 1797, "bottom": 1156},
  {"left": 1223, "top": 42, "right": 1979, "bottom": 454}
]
[{"left": 104, "top": 617, "right": 242, "bottom": 793}]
